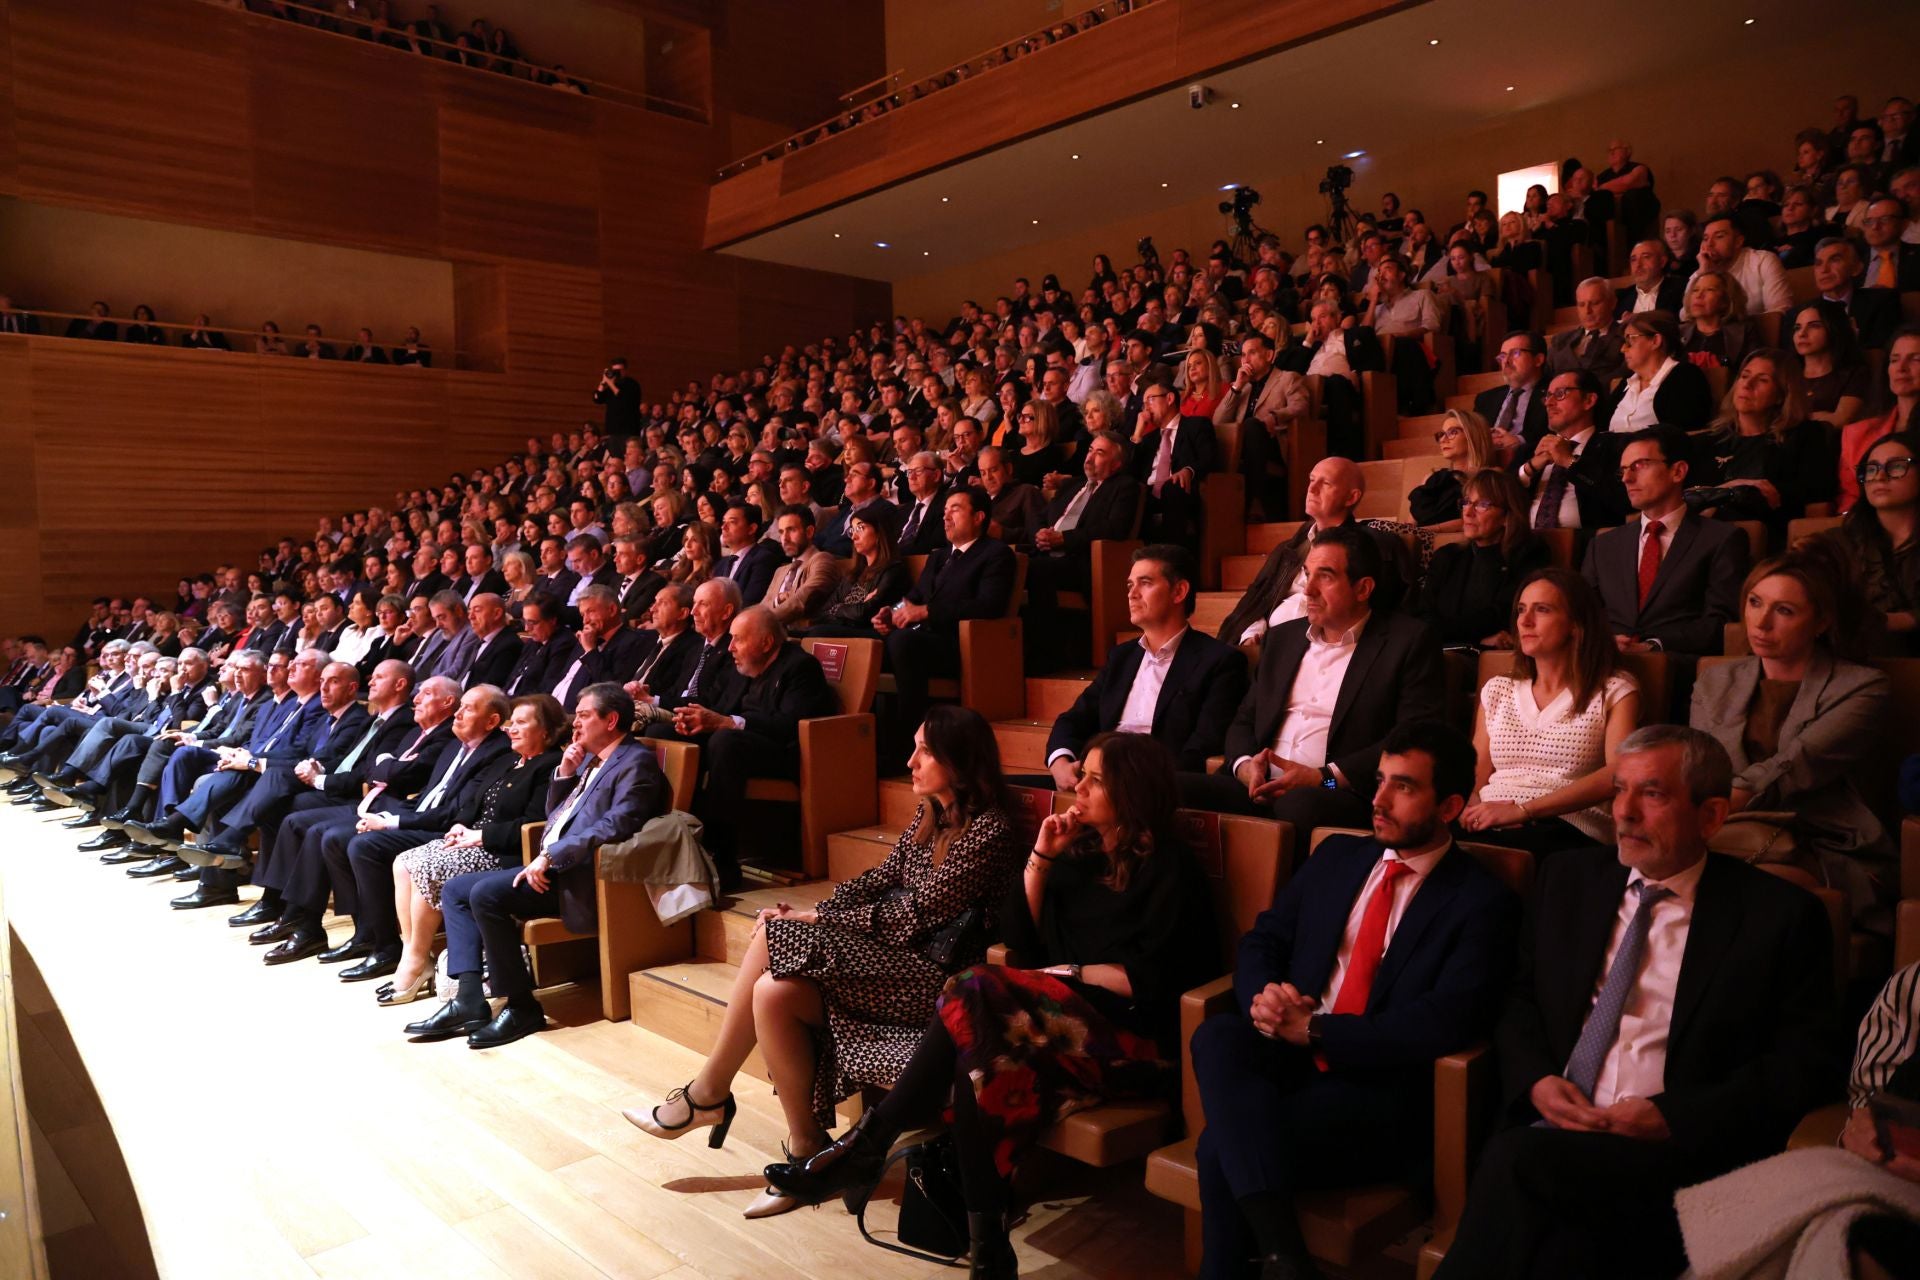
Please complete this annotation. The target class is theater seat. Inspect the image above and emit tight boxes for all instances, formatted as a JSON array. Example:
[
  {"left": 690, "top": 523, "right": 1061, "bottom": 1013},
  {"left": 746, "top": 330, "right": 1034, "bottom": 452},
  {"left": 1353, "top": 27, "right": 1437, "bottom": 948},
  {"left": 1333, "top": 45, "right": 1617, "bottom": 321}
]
[{"left": 745, "top": 635, "right": 881, "bottom": 877}]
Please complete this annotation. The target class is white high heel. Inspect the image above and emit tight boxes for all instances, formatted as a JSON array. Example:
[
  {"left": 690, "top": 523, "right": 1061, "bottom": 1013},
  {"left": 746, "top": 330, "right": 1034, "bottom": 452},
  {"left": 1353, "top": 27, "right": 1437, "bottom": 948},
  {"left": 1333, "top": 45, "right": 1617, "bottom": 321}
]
[{"left": 623, "top": 1082, "right": 738, "bottom": 1148}]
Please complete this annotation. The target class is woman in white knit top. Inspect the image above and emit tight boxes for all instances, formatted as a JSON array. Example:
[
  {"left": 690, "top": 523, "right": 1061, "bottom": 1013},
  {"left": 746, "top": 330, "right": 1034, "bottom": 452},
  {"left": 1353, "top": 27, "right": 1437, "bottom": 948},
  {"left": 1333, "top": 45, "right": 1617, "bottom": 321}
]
[{"left": 1462, "top": 568, "right": 1640, "bottom": 855}]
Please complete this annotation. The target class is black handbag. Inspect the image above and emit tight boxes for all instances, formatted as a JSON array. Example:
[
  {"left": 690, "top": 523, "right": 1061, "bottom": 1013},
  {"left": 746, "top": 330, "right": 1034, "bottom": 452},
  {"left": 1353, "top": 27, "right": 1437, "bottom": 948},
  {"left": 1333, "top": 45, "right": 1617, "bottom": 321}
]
[
  {"left": 884, "top": 887, "right": 987, "bottom": 970},
  {"left": 857, "top": 1134, "right": 969, "bottom": 1264}
]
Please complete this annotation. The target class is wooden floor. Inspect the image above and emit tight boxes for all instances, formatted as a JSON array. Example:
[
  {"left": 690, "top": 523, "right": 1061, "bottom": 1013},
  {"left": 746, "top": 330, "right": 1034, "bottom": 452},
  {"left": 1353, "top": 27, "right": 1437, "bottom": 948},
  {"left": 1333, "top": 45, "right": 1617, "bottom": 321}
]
[{"left": 0, "top": 803, "right": 1186, "bottom": 1280}]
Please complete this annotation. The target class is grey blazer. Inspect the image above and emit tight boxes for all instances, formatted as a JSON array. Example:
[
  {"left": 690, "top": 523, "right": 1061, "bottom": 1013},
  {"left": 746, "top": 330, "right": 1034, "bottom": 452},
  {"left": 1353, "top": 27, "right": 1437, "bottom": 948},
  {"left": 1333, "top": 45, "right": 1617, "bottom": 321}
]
[{"left": 1690, "top": 652, "right": 1893, "bottom": 919}]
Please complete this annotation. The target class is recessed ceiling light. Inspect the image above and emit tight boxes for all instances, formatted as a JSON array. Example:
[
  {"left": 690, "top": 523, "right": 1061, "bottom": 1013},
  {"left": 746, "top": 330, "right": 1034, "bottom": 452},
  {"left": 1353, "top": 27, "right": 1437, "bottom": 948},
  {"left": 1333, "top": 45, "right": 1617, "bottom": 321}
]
[
  {"left": 922, "top": 251, "right": 929, "bottom": 256},
  {"left": 940, "top": 196, "right": 949, "bottom": 203},
  {"left": 1230, "top": 102, "right": 1240, "bottom": 109},
  {"left": 1070, "top": 153, "right": 1080, "bottom": 160},
  {"left": 1031, "top": 219, "right": 1040, "bottom": 225},
  {"left": 1160, "top": 182, "right": 1169, "bottom": 188},
  {"left": 1743, "top": 16, "right": 1755, "bottom": 23},
  {"left": 1316, "top": 138, "right": 1325, "bottom": 145},
  {"left": 1505, "top": 85, "right": 1515, "bottom": 91},
  {"left": 1428, "top": 38, "right": 1440, "bottom": 46},
  {"left": 875, "top": 241, "right": 889, "bottom": 248},
  {"left": 1220, "top": 183, "right": 1240, "bottom": 191},
  {"left": 1344, "top": 150, "right": 1365, "bottom": 159},
  {"left": 832, "top": 232, "right": 841, "bottom": 238}
]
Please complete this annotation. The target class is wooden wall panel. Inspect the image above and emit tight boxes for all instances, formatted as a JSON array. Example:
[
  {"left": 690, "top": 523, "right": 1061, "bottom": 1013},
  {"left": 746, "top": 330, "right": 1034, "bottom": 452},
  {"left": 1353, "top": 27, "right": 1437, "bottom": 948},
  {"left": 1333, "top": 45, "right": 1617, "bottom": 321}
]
[
  {"left": 705, "top": 0, "right": 1409, "bottom": 246},
  {"left": 245, "top": 23, "right": 441, "bottom": 255},
  {"left": 6, "top": 0, "right": 252, "bottom": 224},
  {"left": 0, "top": 341, "right": 42, "bottom": 637},
  {"left": 438, "top": 78, "right": 603, "bottom": 268}
]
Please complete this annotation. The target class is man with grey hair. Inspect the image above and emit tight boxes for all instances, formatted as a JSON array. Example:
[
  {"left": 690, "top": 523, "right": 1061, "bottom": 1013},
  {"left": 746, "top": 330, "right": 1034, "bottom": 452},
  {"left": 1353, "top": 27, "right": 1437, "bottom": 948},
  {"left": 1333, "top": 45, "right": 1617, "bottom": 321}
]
[
  {"left": 662, "top": 604, "right": 839, "bottom": 885},
  {"left": 415, "top": 589, "right": 479, "bottom": 683},
  {"left": 1546, "top": 278, "right": 1626, "bottom": 382},
  {"left": 461, "top": 592, "right": 519, "bottom": 689},
  {"left": 894, "top": 450, "right": 950, "bottom": 556},
  {"left": 543, "top": 584, "right": 646, "bottom": 710},
  {"left": 0, "top": 637, "right": 135, "bottom": 762},
  {"left": 1437, "top": 725, "right": 1840, "bottom": 1280},
  {"left": 46, "top": 646, "right": 216, "bottom": 811}
]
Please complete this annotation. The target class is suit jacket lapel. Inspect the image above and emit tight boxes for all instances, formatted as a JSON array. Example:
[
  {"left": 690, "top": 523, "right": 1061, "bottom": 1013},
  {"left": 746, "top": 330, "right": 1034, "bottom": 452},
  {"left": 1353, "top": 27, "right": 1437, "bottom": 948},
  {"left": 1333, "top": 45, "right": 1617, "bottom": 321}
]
[
  {"left": 1102, "top": 642, "right": 1145, "bottom": 729},
  {"left": 1370, "top": 842, "right": 1467, "bottom": 1001},
  {"left": 1328, "top": 618, "right": 1389, "bottom": 743},
  {"left": 1643, "top": 513, "right": 1699, "bottom": 611},
  {"left": 1560, "top": 859, "right": 1632, "bottom": 1038},
  {"left": 1150, "top": 633, "right": 1203, "bottom": 734},
  {"left": 1667, "top": 856, "right": 1738, "bottom": 1057},
  {"left": 1258, "top": 626, "right": 1312, "bottom": 746}
]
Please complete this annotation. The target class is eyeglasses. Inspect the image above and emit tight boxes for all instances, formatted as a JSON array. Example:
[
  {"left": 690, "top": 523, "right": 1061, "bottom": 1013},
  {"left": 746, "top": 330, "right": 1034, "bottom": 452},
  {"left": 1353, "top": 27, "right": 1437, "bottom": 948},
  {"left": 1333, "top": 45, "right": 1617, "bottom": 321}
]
[
  {"left": 1458, "top": 498, "right": 1498, "bottom": 513},
  {"left": 1619, "top": 332, "right": 1646, "bottom": 346},
  {"left": 1543, "top": 387, "right": 1583, "bottom": 401},
  {"left": 1493, "top": 350, "right": 1536, "bottom": 364},
  {"left": 1432, "top": 427, "right": 1464, "bottom": 443},
  {"left": 1862, "top": 216, "right": 1900, "bottom": 228},
  {"left": 1618, "top": 457, "right": 1669, "bottom": 480},
  {"left": 1018, "top": 412, "right": 1036, "bottom": 422},
  {"left": 1859, "top": 457, "right": 1915, "bottom": 482}
]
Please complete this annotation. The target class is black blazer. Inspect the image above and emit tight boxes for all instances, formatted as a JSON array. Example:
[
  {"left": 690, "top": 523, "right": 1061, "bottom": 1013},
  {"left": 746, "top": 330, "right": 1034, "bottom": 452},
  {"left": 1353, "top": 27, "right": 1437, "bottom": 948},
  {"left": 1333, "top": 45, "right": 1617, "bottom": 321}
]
[
  {"left": 1841, "top": 287, "right": 1903, "bottom": 352},
  {"left": 1602, "top": 359, "right": 1714, "bottom": 432},
  {"left": 1236, "top": 834, "right": 1519, "bottom": 1086},
  {"left": 358, "top": 718, "right": 457, "bottom": 800},
  {"left": 1045, "top": 628, "right": 1248, "bottom": 770},
  {"left": 1495, "top": 850, "right": 1841, "bottom": 1171},
  {"left": 658, "top": 637, "right": 733, "bottom": 710},
  {"left": 457, "top": 569, "right": 508, "bottom": 602},
  {"left": 465, "top": 748, "right": 563, "bottom": 866},
  {"left": 1614, "top": 277, "right": 1687, "bottom": 319},
  {"left": 1580, "top": 511, "right": 1747, "bottom": 654},
  {"left": 614, "top": 569, "right": 666, "bottom": 623},
  {"left": 1551, "top": 428, "right": 1632, "bottom": 528},
  {"left": 1223, "top": 609, "right": 1445, "bottom": 788},
  {"left": 716, "top": 539, "right": 784, "bottom": 606},
  {"left": 1034, "top": 474, "right": 1145, "bottom": 550},
  {"left": 895, "top": 494, "right": 950, "bottom": 556},
  {"left": 710, "top": 642, "right": 842, "bottom": 748},
  {"left": 463, "top": 628, "right": 521, "bottom": 690},
  {"left": 1473, "top": 379, "right": 1551, "bottom": 451},
  {"left": 1130, "top": 415, "right": 1218, "bottom": 486},
  {"left": 395, "top": 731, "right": 515, "bottom": 831},
  {"left": 905, "top": 536, "right": 1018, "bottom": 626},
  {"left": 503, "top": 628, "right": 577, "bottom": 697},
  {"left": 316, "top": 707, "right": 419, "bottom": 798},
  {"left": 629, "top": 628, "right": 702, "bottom": 699}
]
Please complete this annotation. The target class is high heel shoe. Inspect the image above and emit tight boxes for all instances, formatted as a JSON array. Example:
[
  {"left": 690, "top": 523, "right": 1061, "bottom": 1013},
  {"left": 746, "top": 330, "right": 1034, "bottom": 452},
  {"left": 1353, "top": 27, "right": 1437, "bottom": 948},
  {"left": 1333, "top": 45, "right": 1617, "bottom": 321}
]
[
  {"left": 967, "top": 1210, "right": 1019, "bottom": 1279},
  {"left": 623, "top": 1081, "right": 736, "bottom": 1148},
  {"left": 744, "top": 1142, "right": 811, "bottom": 1219},
  {"left": 376, "top": 969, "right": 436, "bottom": 1007},
  {"left": 762, "top": 1111, "right": 891, "bottom": 1211}
]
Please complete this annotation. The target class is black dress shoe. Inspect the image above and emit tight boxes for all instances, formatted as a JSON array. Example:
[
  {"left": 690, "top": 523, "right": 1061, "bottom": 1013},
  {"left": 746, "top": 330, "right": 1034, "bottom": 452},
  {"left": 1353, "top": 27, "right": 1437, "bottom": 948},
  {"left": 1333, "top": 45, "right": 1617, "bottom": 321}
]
[
  {"left": 172, "top": 863, "right": 202, "bottom": 881},
  {"left": 230, "top": 899, "right": 281, "bottom": 927},
  {"left": 467, "top": 1002, "right": 547, "bottom": 1049},
  {"left": 144, "top": 815, "right": 188, "bottom": 842},
  {"left": 100, "top": 845, "right": 148, "bottom": 865},
  {"left": 339, "top": 951, "right": 400, "bottom": 983},
  {"left": 62, "top": 811, "right": 101, "bottom": 830},
  {"left": 318, "top": 939, "right": 372, "bottom": 965},
  {"left": 263, "top": 931, "right": 326, "bottom": 964},
  {"left": 249, "top": 916, "right": 300, "bottom": 945},
  {"left": 171, "top": 885, "right": 239, "bottom": 910},
  {"left": 29, "top": 795, "right": 61, "bottom": 812},
  {"left": 102, "top": 802, "right": 149, "bottom": 829},
  {"left": 45, "top": 767, "right": 82, "bottom": 787},
  {"left": 79, "top": 829, "right": 130, "bottom": 853},
  {"left": 405, "top": 999, "right": 493, "bottom": 1042},
  {"left": 128, "top": 855, "right": 187, "bottom": 878}
]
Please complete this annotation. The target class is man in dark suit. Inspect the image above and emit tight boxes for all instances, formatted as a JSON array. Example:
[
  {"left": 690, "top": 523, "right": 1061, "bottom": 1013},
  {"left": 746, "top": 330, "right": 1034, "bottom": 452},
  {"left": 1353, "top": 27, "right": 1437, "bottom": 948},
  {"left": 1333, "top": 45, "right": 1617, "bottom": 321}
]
[
  {"left": 1862, "top": 197, "right": 1920, "bottom": 293},
  {"left": 593, "top": 358, "right": 643, "bottom": 440},
  {"left": 668, "top": 607, "right": 841, "bottom": 883},
  {"left": 541, "top": 587, "right": 648, "bottom": 710},
  {"left": 815, "top": 460, "right": 892, "bottom": 557},
  {"left": 1580, "top": 426, "right": 1746, "bottom": 655},
  {"left": 1042, "top": 544, "right": 1246, "bottom": 786},
  {"left": 406, "top": 685, "right": 669, "bottom": 1048},
  {"left": 1435, "top": 726, "right": 1840, "bottom": 1279},
  {"left": 714, "top": 503, "right": 784, "bottom": 606},
  {"left": 560, "top": 534, "right": 620, "bottom": 619},
  {"left": 1477, "top": 331, "right": 1552, "bottom": 459},
  {"left": 1544, "top": 280, "right": 1627, "bottom": 384},
  {"left": 623, "top": 582, "right": 703, "bottom": 706},
  {"left": 609, "top": 536, "right": 665, "bottom": 625},
  {"left": 879, "top": 488, "right": 1018, "bottom": 750},
  {"left": 535, "top": 535, "right": 579, "bottom": 605},
  {"left": 1185, "top": 525, "right": 1444, "bottom": 831},
  {"left": 455, "top": 543, "right": 508, "bottom": 606},
  {"left": 977, "top": 448, "right": 1043, "bottom": 547},
  {"left": 893, "top": 451, "right": 951, "bottom": 557},
  {"left": 502, "top": 593, "right": 574, "bottom": 697},
  {"left": 1193, "top": 721, "right": 1521, "bottom": 1279},
  {"left": 461, "top": 594, "right": 519, "bottom": 690},
  {"left": 1023, "top": 429, "right": 1145, "bottom": 622},
  {"left": 1614, "top": 240, "right": 1687, "bottom": 319},
  {"left": 1814, "top": 236, "right": 1901, "bottom": 351},
  {"left": 1517, "top": 371, "right": 1630, "bottom": 530},
  {"left": 252, "top": 676, "right": 460, "bottom": 958},
  {"left": 1133, "top": 372, "right": 1217, "bottom": 544}
]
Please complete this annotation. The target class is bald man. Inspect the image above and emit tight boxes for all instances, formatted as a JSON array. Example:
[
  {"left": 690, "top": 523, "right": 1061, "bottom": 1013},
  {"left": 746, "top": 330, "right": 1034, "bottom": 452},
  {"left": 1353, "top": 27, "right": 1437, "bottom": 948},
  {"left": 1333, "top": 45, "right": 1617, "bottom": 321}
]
[{"left": 1216, "top": 456, "right": 1415, "bottom": 651}]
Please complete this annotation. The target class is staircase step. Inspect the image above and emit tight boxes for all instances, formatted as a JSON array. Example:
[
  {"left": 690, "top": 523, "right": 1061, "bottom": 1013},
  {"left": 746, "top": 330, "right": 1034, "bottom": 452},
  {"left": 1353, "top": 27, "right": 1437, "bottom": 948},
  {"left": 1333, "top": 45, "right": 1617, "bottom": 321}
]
[
  {"left": 1194, "top": 592, "right": 1241, "bottom": 642},
  {"left": 1221, "top": 554, "right": 1266, "bottom": 592},
  {"left": 827, "top": 825, "right": 897, "bottom": 882},
  {"left": 693, "top": 882, "right": 831, "bottom": 965},
  {"left": 1246, "top": 522, "right": 1300, "bottom": 554},
  {"left": 628, "top": 960, "right": 770, "bottom": 1082},
  {"left": 879, "top": 777, "right": 920, "bottom": 829},
  {"left": 1024, "top": 673, "right": 1094, "bottom": 723},
  {"left": 991, "top": 719, "right": 1050, "bottom": 772}
]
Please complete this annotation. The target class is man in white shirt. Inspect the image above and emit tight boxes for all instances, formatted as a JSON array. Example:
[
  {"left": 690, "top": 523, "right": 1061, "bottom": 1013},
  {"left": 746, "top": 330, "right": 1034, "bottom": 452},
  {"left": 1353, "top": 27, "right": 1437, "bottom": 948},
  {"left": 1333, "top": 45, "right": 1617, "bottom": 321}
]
[
  {"left": 1067, "top": 323, "right": 1109, "bottom": 403},
  {"left": 1303, "top": 300, "right": 1354, "bottom": 383},
  {"left": 1689, "top": 213, "right": 1792, "bottom": 314},
  {"left": 1437, "top": 726, "right": 1840, "bottom": 1280},
  {"left": 1519, "top": 370, "right": 1628, "bottom": 530}
]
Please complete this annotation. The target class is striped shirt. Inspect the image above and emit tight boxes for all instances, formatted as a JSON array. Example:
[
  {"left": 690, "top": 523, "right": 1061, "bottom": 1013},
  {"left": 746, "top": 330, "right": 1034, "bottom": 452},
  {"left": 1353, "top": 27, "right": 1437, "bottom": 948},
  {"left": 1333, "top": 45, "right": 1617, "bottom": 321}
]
[{"left": 1849, "top": 960, "right": 1920, "bottom": 1108}]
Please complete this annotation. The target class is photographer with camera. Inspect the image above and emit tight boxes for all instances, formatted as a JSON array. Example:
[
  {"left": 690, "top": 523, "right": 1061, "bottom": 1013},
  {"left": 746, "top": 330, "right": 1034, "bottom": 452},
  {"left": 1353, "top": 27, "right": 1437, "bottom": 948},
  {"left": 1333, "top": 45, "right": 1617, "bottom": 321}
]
[{"left": 593, "top": 357, "right": 642, "bottom": 443}]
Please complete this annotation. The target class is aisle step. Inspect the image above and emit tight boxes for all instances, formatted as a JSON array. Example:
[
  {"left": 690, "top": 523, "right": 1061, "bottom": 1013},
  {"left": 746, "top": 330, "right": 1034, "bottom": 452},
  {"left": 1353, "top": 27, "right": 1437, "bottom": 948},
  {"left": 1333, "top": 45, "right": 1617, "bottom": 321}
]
[
  {"left": 879, "top": 777, "right": 919, "bottom": 828},
  {"left": 1024, "top": 673, "right": 1094, "bottom": 723},
  {"left": 693, "top": 883, "right": 831, "bottom": 966},
  {"left": 827, "top": 825, "right": 897, "bottom": 881},
  {"left": 628, "top": 959, "right": 770, "bottom": 1082},
  {"left": 1222, "top": 555, "right": 1265, "bottom": 592},
  {"left": 991, "top": 719, "right": 1050, "bottom": 772},
  {"left": 1194, "top": 592, "right": 1239, "bottom": 641}
]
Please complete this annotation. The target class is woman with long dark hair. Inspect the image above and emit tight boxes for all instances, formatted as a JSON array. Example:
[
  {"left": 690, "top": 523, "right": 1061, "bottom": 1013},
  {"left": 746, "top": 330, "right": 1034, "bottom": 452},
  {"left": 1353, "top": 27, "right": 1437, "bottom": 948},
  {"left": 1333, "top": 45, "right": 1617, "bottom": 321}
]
[
  {"left": 1833, "top": 431, "right": 1920, "bottom": 651},
  {"left": 1838, "top": 324, "right": 1920, "bottom": 512},
  {"left": 807, "top": 503, "right": 912, "bottom": 635},
  {"left": 1410, "top": 468, "right": 1549, "bottom": 645},
  {"left": 763, "top": 732, "right": 1216, "bottom": 1274},
  {"left": 1792, "top": 298, "right": 1871, "bottom": 427},
  {"left": 624, "top": 707, "right": 1024, "bottom": 1219}
]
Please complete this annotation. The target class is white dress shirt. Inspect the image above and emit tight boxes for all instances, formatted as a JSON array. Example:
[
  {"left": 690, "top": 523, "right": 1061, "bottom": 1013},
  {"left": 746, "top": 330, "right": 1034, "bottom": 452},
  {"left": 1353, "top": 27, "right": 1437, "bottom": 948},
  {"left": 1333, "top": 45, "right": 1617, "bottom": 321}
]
[
  {"left": 1610, "top": 357, "right": 1677, "bottom": 434},
  {"left": 1306, "top": 331, "right": 1353, "bottom": 383},
  {"left": 1690, "top": 247, "right": 1790, "bottom": 315},
  {"left": 1319, "top": 843, "right": 1450, "bottom": 1008},
  {"left": 1630, "top": 284, "right": 1663, "bottom": 314},
  {"left": 1230, "top": 617, "right": 1366, "bottom": 776},
  {"left": 1524, "top": 426, "right": 1595, "bottom": 528},
  {"left": 1587, "top": 855, "right": 1707, "bottom": 1108},
  {"left": 1045, "top": 628, "right": 1188, "bottom": 768}
]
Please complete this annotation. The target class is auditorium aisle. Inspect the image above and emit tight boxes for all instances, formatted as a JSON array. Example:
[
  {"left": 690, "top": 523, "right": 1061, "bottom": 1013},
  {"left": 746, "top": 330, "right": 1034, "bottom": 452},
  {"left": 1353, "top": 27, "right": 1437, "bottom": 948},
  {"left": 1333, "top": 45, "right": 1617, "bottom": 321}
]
[{"left": 0, "top": 805, "right": 1182, "bottom": 1279}]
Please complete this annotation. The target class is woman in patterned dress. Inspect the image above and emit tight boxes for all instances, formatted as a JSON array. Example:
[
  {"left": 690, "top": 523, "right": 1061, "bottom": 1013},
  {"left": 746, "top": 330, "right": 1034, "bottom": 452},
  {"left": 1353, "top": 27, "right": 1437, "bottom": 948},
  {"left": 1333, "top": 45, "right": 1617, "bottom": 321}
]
[
  {"left": 1459, "top": 568, "right": 1640, "bottom": 856},
  {"left": 763, "top": 733, "right": 1217, "bottom": 1276},
  {"left": 624, "top": 705, "right": 1024, "bottom": 1218},
  {"left": 374, "top": 694, "right": 566, "bottom": 1006}
]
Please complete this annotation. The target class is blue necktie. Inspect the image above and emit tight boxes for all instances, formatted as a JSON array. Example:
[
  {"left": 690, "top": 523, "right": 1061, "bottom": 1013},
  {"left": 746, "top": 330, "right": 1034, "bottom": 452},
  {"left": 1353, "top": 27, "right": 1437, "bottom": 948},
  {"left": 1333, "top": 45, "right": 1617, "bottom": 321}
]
[{"left": 1559, "top": 881, "right": 1673, "bottom": 1109}]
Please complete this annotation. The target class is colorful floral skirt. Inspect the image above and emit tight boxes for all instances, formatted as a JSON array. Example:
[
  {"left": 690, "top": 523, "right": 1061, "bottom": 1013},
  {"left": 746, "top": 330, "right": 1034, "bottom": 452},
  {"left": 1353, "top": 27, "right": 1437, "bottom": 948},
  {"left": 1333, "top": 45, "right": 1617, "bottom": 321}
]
[{"left": 937, "top": 964, "right": 1169, "bottom": 1178}]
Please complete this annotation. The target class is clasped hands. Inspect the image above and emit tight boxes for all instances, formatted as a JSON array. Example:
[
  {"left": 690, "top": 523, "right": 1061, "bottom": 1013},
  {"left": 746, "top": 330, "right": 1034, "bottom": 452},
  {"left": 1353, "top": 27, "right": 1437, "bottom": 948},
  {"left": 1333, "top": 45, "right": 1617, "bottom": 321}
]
[
  {"left": 1528, "top": 1076, "right": 1670, "bottom": 1140},
  {"left": 1235, "top": 749, "right": 1320, "bottom": 802},
  {"left": 871, "top": 600, "right": 928, "bottom": 634},
  {"left": 215, "top": 746, "right": 256, "bottom": 772},
  {"left": 1249, "top": 982, "right": 1316, "bottom": 1045},
  {"left": 754, "top": 901, "right": 818, "bottom": 926}
]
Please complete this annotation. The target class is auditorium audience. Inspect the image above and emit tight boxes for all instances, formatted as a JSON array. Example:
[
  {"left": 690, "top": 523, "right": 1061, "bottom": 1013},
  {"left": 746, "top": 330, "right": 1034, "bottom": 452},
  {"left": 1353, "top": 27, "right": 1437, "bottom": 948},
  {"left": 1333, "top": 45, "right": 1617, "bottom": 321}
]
[
  {"left": 1603, "top": 311, "right": 1714, "bottom": 433},
  {"left": 625, "top": 706, "right": 1022, "bottom": 1217},
  {"left": 1407, "top": 410, "right": 1496, "bottom": 529},
  {"left": 1791, "top": 297, "right": 1872, "bottom": 427},
  {"left": 1691, "top": 549, "right": 1893, "bottom": 924},
  {"left": 1833, "top": 431, "right": 1920, "bottom": 650},
  {"left": 1410, "top": 468, "right": 1550, "bottom": 646},
  {"left": 1678, "top": 269, "right": 1756, "bottom": 372}
]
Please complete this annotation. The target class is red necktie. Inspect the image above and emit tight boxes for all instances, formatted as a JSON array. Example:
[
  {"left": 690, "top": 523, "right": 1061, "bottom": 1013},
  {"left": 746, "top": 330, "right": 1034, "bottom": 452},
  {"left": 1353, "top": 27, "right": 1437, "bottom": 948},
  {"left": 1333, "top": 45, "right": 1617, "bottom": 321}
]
[
  {"left": 1637, "top": 517, "right": 1664, "bottom": 609},
  {"left": 1317, "top": 859, "right": 1413, "bottom": 1071}
]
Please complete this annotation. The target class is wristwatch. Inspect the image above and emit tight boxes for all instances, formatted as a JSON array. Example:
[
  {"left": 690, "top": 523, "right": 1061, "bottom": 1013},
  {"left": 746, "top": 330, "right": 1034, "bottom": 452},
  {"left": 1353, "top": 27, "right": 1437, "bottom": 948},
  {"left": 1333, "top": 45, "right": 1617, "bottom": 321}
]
[
  {"left": 1319, "top": 765, "right": 1338, "bottom": 791},
  {"left": 1306, "top": 1014, "right": 1327, "bottom": 1049}
]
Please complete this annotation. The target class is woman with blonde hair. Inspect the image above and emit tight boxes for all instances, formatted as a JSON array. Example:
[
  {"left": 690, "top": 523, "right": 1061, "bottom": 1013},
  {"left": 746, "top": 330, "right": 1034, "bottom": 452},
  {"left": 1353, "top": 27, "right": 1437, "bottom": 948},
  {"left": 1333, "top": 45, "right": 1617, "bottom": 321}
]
[
  {"left": 670, "top": 521, "right": 720, "bottom": 586},
  {"left": 1011, "top": 395, "right": 1066, "bottom": 488},
  {"left": 1408, "top": 409, "right": 1496, "bottom": 528},
  {"left": 1179, "top": 344, "right": 1227, "bottom": 420},
  {"left": 1690, "top": 348, "right": 1829, "bottom": 523},
  {"left": 1680, "top": 269, "right": 1755, "bottom": 371}
]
